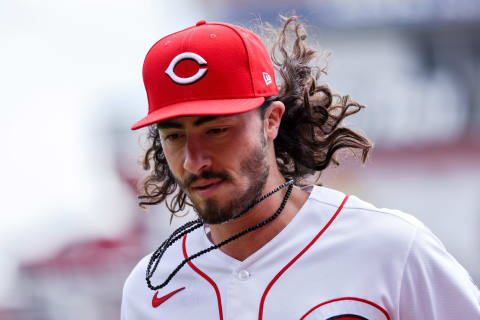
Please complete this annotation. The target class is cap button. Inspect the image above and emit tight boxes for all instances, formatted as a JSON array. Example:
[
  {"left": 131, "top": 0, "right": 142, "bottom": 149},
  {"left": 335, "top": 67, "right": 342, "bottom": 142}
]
[{"left": 196, "top": 20, "right": 207, "bottom": 26}]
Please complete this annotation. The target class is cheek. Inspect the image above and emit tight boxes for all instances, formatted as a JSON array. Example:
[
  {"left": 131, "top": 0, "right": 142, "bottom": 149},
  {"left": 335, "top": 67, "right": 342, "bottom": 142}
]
[
  {"left": 224, "top": 131, "right": 255, "bottom": 159},
  {"left": 226, "top": 131, "right": 265, "bottom": 170},
  {"left": 161, "top": 142, "right": 184, "bottom": 177},
  {"left": 236, "top": 119, "right": 265, "bottom": 149}
]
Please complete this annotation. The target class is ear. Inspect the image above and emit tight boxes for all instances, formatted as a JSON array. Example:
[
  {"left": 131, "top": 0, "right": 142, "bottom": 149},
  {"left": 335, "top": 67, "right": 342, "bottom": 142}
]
[{"left": 264, "top": 101, "right": 285, "bottom": 141}]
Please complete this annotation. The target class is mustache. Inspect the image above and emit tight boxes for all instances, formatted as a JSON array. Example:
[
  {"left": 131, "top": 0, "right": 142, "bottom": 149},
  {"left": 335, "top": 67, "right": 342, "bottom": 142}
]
[{"left": 181, "top": 170, "right": 233, "bottom": 189}]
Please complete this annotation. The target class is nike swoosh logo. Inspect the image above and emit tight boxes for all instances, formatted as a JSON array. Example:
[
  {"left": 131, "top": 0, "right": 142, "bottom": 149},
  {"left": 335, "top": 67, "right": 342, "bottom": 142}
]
[{"left": 152, "top": 287, "right": 185, "bottom": 308}]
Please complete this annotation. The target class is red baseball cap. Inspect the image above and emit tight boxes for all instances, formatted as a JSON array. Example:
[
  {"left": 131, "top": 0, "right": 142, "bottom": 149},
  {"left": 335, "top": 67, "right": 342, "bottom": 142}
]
[{"left": 131, "top": 20, "right": 278, "bottom": 130}]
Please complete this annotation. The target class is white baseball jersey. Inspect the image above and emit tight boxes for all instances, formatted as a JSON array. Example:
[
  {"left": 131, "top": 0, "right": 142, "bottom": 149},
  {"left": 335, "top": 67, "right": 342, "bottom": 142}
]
[{"left": 121, "top": 185, "right": 480, "bottom": 319}]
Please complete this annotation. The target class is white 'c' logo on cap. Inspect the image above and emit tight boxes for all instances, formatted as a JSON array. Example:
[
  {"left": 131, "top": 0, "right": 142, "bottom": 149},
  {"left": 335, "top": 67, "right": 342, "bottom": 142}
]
[{"left": 165, "top": 52, "right": 208, "bottom": 85}]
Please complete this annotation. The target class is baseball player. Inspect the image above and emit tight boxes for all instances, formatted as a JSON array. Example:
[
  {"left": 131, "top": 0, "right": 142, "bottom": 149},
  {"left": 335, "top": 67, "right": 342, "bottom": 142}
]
[{"left": 121, "top": 17, "right": 480, "bottom": 319}]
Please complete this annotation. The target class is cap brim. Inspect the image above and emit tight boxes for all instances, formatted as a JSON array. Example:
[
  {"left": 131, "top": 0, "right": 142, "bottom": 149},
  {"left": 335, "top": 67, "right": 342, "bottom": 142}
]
[{"left": 131, "top": 97, "right": 265, "bottom": 130}]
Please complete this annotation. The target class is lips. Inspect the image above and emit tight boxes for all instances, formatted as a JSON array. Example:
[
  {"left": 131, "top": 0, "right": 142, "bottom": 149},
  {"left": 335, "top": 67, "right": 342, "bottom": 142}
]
[
  {"left": 191, "top": 179, "right": 221, "bottom": 189},
  {"left": 190, "top": 180, "right": 224, "bottom": 198}
]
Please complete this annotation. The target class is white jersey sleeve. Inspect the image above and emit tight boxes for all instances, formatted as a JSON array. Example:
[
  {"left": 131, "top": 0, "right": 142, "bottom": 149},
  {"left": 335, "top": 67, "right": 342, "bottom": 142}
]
[
  {"left": 399, "top": 224, "right": 480, "bottom": 319},
  {"left": 120, "top": 255, "right": 152, "bottom": 320},
  {"left": 120, "top": 283, "right": 127, "bottom": 320}
]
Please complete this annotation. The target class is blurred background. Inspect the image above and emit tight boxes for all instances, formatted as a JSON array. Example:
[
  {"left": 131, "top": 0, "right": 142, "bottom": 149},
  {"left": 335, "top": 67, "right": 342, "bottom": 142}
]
[{"left": 1, "top": 0, "right": 479, "bottom": 318}]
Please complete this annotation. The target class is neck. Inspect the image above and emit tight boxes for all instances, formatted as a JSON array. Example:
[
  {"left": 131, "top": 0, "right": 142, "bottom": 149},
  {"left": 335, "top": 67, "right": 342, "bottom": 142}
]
[{"left": 208, "top": 174, "right": 309, "bottom": 261}]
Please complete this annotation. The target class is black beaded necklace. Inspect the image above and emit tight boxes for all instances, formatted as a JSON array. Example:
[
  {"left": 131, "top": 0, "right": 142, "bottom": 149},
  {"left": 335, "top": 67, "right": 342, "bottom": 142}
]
[{"left": 146, "top": 180, "right": 294, "bottom": 291}]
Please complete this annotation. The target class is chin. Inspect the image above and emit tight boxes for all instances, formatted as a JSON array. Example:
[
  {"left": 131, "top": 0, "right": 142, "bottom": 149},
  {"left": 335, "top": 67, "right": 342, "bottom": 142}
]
[{"left": 194, "top": 197, "right": 237, "bottom": 224}]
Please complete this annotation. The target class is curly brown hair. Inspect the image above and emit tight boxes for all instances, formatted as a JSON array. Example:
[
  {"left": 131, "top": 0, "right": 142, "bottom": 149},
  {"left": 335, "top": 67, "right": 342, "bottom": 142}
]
[{"left": 138, "top": 16, "right": 372, "bottom": 217}]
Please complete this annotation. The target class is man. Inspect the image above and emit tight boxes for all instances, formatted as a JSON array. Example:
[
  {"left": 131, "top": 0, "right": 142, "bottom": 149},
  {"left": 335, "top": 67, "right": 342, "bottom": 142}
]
[{"left": 122, "top": 17, "right": 480, "bottom": 319}]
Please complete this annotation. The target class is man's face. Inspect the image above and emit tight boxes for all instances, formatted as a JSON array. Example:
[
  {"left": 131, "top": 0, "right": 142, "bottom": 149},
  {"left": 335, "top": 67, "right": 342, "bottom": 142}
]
[{"left": 158, "top": 110, "right": 270, "bottom": 224}]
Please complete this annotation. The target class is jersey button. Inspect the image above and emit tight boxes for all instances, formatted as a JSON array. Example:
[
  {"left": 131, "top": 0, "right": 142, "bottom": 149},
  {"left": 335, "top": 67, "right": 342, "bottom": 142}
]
[{"left": 237, "top": 269, "right": 250, "bottom": 280}]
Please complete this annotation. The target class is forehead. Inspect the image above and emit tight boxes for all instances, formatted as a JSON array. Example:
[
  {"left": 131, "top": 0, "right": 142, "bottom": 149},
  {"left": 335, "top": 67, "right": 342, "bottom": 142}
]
[
  {"left": 156, "top": 115, "right": 216, "bottom": 129},
  {"left": 157, "top": 112, "right": 255, "bottom": 129}
]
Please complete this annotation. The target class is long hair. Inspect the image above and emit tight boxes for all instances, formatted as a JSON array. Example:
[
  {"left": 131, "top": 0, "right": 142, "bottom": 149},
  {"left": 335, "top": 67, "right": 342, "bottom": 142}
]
[
  {"left": 263, "top": 16, "right": 371, "bottom": 182},
  {"left": 138, "top": 16, "right": 372, "bottom": 216}
]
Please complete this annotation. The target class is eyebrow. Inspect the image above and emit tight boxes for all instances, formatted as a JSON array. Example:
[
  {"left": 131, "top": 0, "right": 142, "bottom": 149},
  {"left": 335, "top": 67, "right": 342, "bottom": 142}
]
[{"left": 157, "top": 116, "right": 220, "bottom": 129}]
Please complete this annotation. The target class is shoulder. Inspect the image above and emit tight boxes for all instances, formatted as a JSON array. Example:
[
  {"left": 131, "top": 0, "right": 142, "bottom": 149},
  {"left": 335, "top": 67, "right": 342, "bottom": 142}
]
[
  {"left": 121, "top": 254, "right": 152, "bottom": 319},
  {"left": 304, "top": 185, "right": 426, "bottom": 260},
  {"left": 307, "top": 185, "right": 424, "bottom": 233},
  {"left": 123, "top": 231, "right": 188, "bottom": 298},
  {"left": 122, "top": 254, "right": 153, "bottom": 311},
  {"left": 123, "top": 254, "right": 151, "bottom": 297},
  {"left": 121, "top": 233, "right": 189, "bottom": 318}
]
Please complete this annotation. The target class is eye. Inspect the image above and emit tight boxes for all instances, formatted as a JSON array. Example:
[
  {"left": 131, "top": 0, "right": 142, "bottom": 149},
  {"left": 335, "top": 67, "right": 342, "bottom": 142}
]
[
  {"left": 207, "top": 127, "right": 228, "bottom": 135},
  {"left": 163, "top": 133, "right": 183, "bottom": 141}
]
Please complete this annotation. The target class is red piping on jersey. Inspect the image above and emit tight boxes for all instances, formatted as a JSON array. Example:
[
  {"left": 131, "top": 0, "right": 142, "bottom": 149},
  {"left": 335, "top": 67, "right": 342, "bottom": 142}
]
[
  {"left": 183, "top": 234, "right": 224, "bottom": 320},
  {"left": 299, "top": 297, "right": 391, "bottom": 320},
  {"left": 258, "top": 195, "right": 349, "bottom": 320}
]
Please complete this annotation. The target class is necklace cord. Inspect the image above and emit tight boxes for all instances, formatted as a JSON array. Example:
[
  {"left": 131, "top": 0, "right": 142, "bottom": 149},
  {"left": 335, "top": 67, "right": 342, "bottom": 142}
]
[{"left": 146, "top": 180, "right": 294, "bottom": 291}]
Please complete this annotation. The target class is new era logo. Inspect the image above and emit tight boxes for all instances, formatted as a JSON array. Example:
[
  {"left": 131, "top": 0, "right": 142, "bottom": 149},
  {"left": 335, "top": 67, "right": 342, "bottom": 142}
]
[{"left": 262, "top": 72, "right": 272, "bottom": 86}]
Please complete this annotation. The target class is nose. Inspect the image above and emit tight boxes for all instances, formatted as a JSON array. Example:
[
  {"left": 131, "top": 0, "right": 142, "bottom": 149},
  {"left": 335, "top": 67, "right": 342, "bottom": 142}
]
[{"left": 183, "top": 136, "right": 212, "bottom": 175}]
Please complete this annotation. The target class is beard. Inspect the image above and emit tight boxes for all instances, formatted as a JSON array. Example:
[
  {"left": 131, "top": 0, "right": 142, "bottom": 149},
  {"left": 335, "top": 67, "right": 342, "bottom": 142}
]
[{"left": 176, "top": 138, "right": 270, "bottom": 225}]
